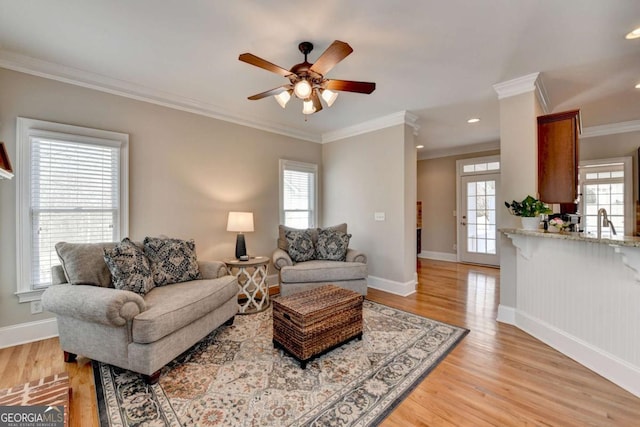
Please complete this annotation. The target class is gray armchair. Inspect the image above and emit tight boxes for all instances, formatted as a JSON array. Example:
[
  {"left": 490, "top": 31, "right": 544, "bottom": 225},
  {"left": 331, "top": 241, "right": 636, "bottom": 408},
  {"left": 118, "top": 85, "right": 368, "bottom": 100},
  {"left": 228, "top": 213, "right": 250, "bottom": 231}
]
[
  {"left": 42, "top": 242, "right": 237, "bottom": 383},
  {"left": 272, "top": 224, "right": 368, "bottom": 297}
]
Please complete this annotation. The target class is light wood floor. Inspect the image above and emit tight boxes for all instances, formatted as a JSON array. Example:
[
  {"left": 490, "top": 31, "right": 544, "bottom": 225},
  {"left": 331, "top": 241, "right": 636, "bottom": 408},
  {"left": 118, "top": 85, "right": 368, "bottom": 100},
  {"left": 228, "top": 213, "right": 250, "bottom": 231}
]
[{"left": 1, "top": 259, "right": 639, "bottom": 426}]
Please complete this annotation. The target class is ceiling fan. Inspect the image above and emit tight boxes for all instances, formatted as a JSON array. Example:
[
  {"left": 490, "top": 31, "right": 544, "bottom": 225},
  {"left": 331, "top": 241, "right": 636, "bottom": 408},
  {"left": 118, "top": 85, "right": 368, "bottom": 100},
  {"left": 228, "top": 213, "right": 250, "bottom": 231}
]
[{"left": 239, "top": 40, "right": 376, "bottom": 115}]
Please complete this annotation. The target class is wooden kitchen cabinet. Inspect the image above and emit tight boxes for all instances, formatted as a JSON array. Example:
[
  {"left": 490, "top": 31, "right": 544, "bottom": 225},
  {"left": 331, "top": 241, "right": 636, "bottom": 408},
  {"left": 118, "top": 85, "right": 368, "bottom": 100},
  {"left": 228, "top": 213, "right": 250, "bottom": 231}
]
[{"left": 537, "top": 109, "right": 581, "bottom": 204}]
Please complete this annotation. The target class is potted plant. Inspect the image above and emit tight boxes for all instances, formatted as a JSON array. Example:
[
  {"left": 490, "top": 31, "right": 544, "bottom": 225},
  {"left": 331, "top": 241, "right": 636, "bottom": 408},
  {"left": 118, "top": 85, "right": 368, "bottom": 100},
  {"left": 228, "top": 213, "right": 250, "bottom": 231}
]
[{"left": 504, "top": 195, "right": 552, "bottom": 230}]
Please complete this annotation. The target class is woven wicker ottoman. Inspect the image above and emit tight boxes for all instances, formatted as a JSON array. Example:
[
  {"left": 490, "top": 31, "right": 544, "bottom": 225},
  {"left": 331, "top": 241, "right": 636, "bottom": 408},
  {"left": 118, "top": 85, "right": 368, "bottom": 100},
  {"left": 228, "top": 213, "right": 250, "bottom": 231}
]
[{"left": 273, "top": 284, "right": 364, "bottom": 369}]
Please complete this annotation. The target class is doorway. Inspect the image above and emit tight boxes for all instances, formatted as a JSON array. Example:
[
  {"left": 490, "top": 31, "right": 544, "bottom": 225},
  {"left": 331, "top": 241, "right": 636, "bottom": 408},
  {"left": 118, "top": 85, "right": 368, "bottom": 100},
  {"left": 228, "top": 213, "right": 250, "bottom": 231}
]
[{"left": 456, "top": 157, "right": 500, "bottom": 266}]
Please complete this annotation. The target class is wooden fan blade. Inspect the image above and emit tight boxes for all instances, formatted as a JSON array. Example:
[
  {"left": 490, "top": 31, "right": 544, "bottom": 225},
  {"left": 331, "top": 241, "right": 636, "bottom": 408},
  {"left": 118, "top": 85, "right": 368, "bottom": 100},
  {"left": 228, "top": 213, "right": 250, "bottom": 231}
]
[
  {"left": 247, "top": 85, "right": 291, "bottom": 100},
  {"left": 310, "top": 40, "right": 353, "bottom": 76},
  {"left": 239, "top": 53, "right": 293, "bottom": 78},
  {"left": 311, "top": 90, "right": 323, "bottom": 113},
  {"left": 325, "top": 79, "right": 376, "bottom": 94}
]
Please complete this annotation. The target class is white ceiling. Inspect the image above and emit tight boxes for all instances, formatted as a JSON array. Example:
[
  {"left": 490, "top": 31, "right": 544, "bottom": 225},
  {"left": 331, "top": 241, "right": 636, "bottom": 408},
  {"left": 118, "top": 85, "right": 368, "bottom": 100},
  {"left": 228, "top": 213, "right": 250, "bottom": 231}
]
[{"left": 0, "top": 1, "right": 639, "bottom": 156}]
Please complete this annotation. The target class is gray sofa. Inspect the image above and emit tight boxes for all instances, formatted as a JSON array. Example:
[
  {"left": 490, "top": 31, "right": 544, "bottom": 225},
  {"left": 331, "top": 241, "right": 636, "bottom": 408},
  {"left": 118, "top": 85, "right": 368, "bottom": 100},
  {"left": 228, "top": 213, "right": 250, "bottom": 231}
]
[
  {"left": 41, "top": 242, "right": 237, "bottom": 384},
  {"left": 272, "top": 224, "right": 368, "bottom": 296}
]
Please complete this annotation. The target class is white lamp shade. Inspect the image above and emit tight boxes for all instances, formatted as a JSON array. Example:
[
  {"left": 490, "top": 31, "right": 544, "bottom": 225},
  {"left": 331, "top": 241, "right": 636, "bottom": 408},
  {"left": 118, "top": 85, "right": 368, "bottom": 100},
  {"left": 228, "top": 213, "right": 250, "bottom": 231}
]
[
  {"left": 293, "top": 80, "right": 312, "bottom": 99},
  {"left": 227, "top": 212, "right": 254, "bottom": 232},
  {"left": 302, "top": 99, "right": 316, "bottom": 115},
  {"left": 274, "top": 90, "right": 291, "bottom": 108},
  {"left": 321, "top": 89, "right": 338, "bottom": 107}
]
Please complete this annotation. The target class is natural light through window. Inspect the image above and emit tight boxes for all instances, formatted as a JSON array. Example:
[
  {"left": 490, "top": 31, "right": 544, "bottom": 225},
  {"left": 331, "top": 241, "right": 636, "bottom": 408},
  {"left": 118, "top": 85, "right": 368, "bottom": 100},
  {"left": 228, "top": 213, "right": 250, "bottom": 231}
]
[
  {"left": 466, "top": 180, "right": 497, "bottom": 254},
  {"left": 279, "top": 159, "right": 317, "bottom": 228},
  {"left": 580, "top": 163, "right": 624, "bottom": 238}
]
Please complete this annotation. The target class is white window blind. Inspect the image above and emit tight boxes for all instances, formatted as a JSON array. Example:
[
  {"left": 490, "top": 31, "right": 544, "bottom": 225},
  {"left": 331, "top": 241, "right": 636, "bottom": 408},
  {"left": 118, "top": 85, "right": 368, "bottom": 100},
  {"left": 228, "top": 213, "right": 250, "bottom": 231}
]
[
  {"left": 279, "top": 160, "right": 317, "bottom": 228},
  {"left": 30, "top": 138, "right": 120, "bottom": 287},
  {"left": 16, "top": 117, "right": 128, "bottom": 301}
]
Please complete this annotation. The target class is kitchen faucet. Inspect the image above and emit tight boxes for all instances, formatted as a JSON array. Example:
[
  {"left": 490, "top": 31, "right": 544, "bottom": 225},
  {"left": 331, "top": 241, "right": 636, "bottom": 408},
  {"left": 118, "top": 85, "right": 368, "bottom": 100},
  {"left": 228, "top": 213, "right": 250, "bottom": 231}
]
[{"left": 597, "top": 208, "right": 617, "bottom": 239}]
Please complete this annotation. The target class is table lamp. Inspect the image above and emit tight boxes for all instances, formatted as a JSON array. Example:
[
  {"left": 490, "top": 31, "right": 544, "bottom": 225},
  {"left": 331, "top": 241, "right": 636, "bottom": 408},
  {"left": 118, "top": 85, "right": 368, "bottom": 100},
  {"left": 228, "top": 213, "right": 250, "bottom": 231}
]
[{"left": 227, "top": 212, "right": 254, "bottom": 259}]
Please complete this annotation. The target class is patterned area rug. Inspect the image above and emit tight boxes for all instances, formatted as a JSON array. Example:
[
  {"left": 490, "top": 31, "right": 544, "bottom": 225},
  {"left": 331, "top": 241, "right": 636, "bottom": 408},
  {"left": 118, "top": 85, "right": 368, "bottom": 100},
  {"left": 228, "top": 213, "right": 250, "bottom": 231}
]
[{"left": 94, "top": 300, "right": 468, "bottom": 426}]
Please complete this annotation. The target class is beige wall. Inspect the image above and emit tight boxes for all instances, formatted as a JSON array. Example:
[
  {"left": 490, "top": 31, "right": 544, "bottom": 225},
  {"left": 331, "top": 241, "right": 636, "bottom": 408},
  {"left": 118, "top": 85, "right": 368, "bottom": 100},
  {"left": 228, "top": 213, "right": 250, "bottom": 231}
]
[
  {"left": 498, "top": 90, "right": 543, "bottom": 310},
  {"left": 322, "top": 124, "right": 416, "bottom": 289},
  {"left": 417, "top": 148, "right": 499, "bottom": 255},
  {"left": 0, "top": 68, "right": 322, "bottom": 329}
]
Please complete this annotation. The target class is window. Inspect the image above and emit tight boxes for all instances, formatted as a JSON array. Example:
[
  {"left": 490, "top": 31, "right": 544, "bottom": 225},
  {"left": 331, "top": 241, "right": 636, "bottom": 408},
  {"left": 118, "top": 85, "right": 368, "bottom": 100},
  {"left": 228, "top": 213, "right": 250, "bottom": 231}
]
[
  {"left": 279, "top": 159, "right": 317, "bottom": 228},
  {"left": 579, "top": 158, "right": 632, "bottom": 238},
  {"left": 16, "top": 118, "right": 128, "bottom": 302}
]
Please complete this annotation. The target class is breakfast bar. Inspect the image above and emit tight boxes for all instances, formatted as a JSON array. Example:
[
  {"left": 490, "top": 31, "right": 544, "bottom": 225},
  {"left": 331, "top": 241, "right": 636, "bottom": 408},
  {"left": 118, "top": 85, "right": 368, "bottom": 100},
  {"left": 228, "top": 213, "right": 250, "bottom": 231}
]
[{"left": 501, "top": 229, "right": 640, "bottom": 397}]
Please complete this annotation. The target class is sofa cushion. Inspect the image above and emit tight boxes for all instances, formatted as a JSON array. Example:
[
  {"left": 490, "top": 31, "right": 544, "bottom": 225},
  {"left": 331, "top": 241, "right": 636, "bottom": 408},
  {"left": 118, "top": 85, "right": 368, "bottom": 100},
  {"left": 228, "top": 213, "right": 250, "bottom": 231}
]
[
  {"left": 132, "top": 275, "right": 237, "bottom": 343},
  {"left": 280, "top": 260, "right": 367, "bottom": 283},
  {"left": 103, "top": 238, "right": 155, "bottom": 296},
  {"left": 143, "top": 237, "right": 201, "bottom": 286},
  {"left": 285, "top": 230, "right": 316, "bottom": 262},
  {"left": 277, "top": 223, "right": 347, "bottom": 251},
  {"left": 55, "top": 242, "right": 116, "bottom": 287},
  {"left": 316, "top": 229, "right": 352, "bottom": 261}
]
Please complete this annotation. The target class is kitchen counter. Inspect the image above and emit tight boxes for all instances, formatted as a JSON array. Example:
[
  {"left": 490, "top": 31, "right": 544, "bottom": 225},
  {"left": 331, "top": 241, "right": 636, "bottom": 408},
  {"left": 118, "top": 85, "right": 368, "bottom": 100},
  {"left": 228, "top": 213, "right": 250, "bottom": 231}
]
[
  {"left": 500, "top": 228, "right": 640, "bottom": 247},
  {"left": 500, "top": 228, "right": 640, "bottom": 397}
]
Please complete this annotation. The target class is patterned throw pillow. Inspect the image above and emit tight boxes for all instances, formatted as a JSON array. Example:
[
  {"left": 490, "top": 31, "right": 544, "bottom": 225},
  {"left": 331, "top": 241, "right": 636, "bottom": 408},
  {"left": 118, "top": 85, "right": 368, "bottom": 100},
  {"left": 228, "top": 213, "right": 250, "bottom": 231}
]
[
  {"left": 316, "top": 229, "right": 352, "bottom": 261},
  {"left": 103, "top": 238, "right": 155, "bottom": 295},
  {"left": 143, "top": 237, "right": 201, "bottom": 286},
  {"left": 285, "top": 230, "right": 316, "bottom": 262}
]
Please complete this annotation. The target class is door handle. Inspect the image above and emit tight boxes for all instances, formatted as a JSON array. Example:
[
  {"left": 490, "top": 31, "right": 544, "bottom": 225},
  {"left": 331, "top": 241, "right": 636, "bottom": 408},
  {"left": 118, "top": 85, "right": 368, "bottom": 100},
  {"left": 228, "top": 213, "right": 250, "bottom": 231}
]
[{"left": 460, "top": 221, "right": 467, "bottom": 226}]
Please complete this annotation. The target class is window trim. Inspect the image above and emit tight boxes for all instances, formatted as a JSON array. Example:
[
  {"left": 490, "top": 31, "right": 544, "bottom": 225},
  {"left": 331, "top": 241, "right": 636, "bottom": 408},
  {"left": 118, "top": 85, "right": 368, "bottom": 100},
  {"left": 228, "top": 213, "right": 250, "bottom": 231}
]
[
  {"left": 15, "top": 117, "right": 129, "bottom": 302},
  {"left": 579, "top": 156, "right": 632, "bottom": 235},
  {"left": 279, "top": 159, "right": 318, "bottom": 228}
]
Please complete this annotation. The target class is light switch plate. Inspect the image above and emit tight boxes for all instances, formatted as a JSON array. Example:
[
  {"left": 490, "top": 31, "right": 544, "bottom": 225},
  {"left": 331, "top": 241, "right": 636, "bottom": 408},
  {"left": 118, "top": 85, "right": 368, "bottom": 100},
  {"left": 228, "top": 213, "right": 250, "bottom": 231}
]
[{"left": 374, "top": 212, "right": 385, "bottom": 221}]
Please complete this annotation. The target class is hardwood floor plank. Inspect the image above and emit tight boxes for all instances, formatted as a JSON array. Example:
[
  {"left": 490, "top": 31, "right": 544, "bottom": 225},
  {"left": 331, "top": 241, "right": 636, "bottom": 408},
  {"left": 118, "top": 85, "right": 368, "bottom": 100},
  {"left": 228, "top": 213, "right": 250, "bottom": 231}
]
[{"left": 0, "top": 259, "right": 638, "bottom": 426}]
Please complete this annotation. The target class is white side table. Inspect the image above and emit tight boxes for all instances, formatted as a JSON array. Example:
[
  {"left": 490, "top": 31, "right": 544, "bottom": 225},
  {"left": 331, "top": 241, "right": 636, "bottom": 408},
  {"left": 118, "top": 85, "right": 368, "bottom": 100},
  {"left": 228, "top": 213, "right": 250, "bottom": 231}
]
[{"left": 225, "top": 256, "right": 270, "bottom": 314}]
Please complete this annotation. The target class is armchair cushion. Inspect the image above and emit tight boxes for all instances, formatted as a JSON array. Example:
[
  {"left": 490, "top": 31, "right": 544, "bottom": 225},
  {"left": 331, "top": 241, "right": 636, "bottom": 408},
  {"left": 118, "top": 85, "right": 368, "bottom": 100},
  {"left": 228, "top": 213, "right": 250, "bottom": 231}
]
[
  {"left": 143, "top": 237, "right": 201, "bottom": 286},
  {"left": 280, "top": 260, "right": 367, "bottom": 283},
  {"left": 316, "top": 229, "right": 351, "bottom": 261},
  {"left": 285, "top": 230, "right": 316, "bottom": 262},
  {"left": 103, "top": 238, "right": 155, "bottom": 296},
  {"left": 55, "top": 241, "right": 116, "bottom": 287}
]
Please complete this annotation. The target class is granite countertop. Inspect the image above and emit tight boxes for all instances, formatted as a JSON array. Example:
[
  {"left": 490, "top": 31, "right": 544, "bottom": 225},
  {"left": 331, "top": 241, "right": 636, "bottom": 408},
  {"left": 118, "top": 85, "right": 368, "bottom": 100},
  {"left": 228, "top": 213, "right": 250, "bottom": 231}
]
[{"left": 500, "top": 228, "right": 640, "bottom": 248}]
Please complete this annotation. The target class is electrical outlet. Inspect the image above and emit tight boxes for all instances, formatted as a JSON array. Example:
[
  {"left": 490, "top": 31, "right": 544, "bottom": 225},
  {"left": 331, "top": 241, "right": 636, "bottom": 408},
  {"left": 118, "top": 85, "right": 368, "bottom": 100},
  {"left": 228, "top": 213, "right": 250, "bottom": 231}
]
[
  {"left": 453, "top": 243, "right": 457, "bottom": 251},
  {"left": 30, "top": 300, "right": 43, "bottom": 314}
]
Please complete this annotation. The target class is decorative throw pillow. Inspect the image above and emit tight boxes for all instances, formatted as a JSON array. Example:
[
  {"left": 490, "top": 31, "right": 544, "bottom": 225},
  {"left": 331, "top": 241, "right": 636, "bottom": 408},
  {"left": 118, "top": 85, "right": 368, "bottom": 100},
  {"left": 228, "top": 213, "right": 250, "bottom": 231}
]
[
  {"left": 278, "top": 223, "right": 347, "bottom": 251},
  {"left": 103, "top": 238, "right": 155, "bottom": 295},
  {"left": 284, "top": 230, "right": 316, "bottom": 262},
  {"left": 316, "top": 229, "right": 352, "bottom": 261},
  {"left": 55, "top": 241, "right": 116, "bottom": 287},
  {"left": 143, "top": 237, "right": 201, "bottom": 286}
]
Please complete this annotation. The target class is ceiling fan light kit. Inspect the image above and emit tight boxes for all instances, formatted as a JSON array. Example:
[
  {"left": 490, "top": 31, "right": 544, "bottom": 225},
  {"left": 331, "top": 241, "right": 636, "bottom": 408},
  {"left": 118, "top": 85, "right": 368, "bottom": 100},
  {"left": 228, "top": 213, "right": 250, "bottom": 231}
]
[{"left": 239, "top": 40, "right": 376, "bottom": 116}]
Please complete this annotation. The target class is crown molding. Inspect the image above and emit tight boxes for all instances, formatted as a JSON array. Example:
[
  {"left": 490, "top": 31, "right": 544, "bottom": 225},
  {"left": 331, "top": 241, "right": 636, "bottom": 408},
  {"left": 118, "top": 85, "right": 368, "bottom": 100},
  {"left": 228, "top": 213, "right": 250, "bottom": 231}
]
[
  {"left": 418, "top": 140, "right": 500, "bottom": 160},
  {"left": 322, "top": 111, "right": 419, "bottom": 143},
  {"left": 0, "top": 49, "right": 321, "bottom": 143},
  {"left": 493, "top": 72, "right": 550, "bottom": 114},
  {"left": 581, "top": 120, "right": 640, "bottom": 139}
]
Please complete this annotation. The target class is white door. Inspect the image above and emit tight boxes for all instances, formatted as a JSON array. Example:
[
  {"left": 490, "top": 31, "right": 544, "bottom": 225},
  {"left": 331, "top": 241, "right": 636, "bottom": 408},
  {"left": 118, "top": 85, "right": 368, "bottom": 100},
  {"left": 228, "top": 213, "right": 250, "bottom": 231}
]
[{"left": 459, "top": 173, "right": 500, "bottom": 266}]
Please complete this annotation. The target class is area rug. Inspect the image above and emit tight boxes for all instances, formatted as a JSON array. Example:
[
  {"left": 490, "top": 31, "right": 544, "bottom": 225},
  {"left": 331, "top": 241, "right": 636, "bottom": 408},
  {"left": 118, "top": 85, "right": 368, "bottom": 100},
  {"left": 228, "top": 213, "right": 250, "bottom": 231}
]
[{"left": 94, "top": 300, "right": 468, "bottom": 426}]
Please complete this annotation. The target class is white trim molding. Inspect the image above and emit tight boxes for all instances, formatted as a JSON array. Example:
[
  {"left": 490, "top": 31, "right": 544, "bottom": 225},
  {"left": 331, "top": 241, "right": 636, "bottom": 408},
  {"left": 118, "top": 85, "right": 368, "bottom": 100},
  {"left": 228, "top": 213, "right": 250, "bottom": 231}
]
[
  {"left": 367, "top": 275, "right": 416, "bottom": 297},
  {"left": 418, "top": 251, "right": 457, "bottom": 262},
  {"left": 0, "top": 318, "right": 58, "bottom": 349},
  {"left": 493, "top": 72, "right": 550, "bottom": 114},
  {"left": 516, "top": 310, "right": 640, "bottom": 398},
  {"left": 0, "top": 49, "right": 321, "bottom": 144},
  {"left": 322, "top": 111, "right": 419, "bottom": 143},
  {"left": 419, "top": 140, "right": 500, "bottom": 160},
  {"left": 496, "top": 304, "right": 516, "bottom": 324},
  {"left": 581, "top": 120, "right": 640, "bottom": 138}
]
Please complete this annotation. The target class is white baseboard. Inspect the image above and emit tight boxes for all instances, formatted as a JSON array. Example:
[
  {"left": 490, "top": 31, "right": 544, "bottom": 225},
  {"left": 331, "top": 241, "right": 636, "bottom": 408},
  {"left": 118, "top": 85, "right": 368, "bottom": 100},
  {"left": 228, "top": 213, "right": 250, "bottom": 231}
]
[
  {"left": 515, "top": 310, "right": 640, "bottom": 398},
  {"left": 0, "top": 318, "right": 58, "bottom": 349},
  {"left": 418, "top": 251, "right": 457, "bottom": 262},
  {"left": 367, "top": 275, "right": 416, "bottom": 297},
  {"left": 496, "top": 304, "right": 516, "bottom": 325}
]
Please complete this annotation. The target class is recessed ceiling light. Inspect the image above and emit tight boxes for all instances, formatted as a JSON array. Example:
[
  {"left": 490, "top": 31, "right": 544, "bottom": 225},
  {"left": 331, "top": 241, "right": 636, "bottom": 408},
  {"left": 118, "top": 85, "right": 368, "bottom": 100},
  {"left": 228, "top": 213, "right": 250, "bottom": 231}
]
[
  {"left": 467, "top": 118, "right": 480, "bottom": 123},
  {"left": 626, "top": 27, "right": 640, "bottom": 39},
  {"left": 416, "top": 145, "right": 424, "bottom": 149},
  {"left": 636, "top": 83, "right": 640, "bottom": 89}
]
